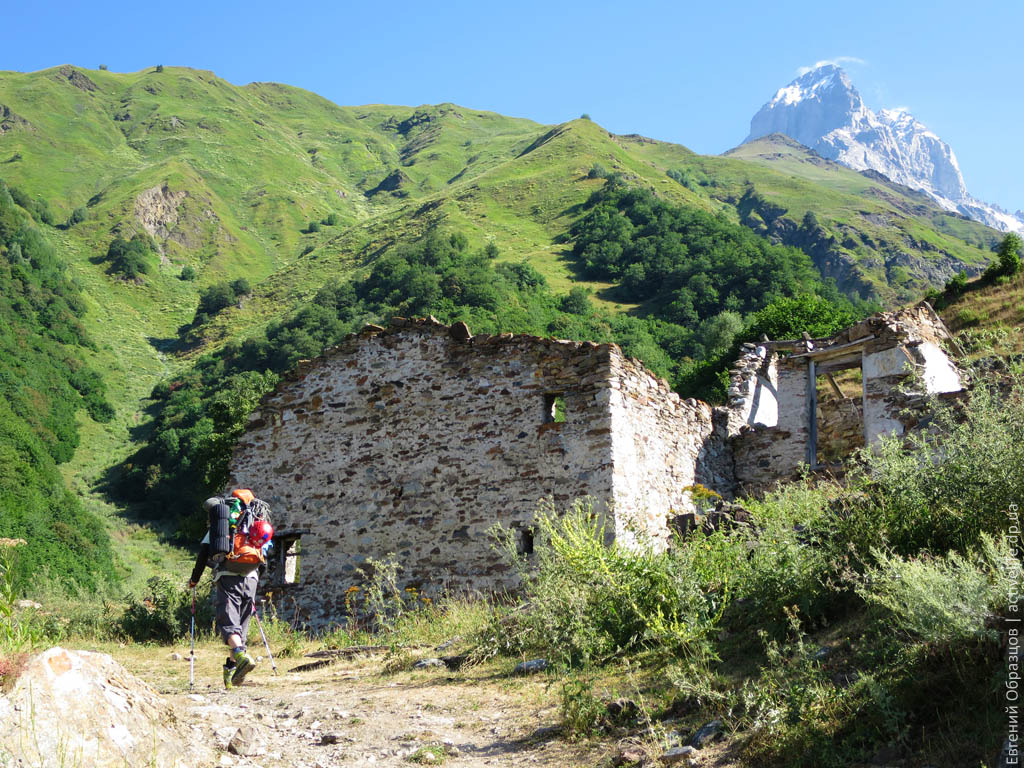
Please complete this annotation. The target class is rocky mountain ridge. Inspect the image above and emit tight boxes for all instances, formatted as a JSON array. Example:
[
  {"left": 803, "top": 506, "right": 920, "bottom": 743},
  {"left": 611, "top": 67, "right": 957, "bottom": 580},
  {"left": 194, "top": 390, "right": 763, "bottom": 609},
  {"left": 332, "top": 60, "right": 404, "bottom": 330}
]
[{"left": 746, "top": 64, "right": 1024, "bottom": 233}]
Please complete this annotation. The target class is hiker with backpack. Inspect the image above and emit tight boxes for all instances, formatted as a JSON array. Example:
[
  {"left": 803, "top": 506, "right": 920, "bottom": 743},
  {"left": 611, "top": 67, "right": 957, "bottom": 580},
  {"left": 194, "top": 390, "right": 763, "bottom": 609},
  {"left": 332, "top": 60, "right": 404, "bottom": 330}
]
[{"left": 187, "top": 489, "right": 274, "bottom": 689}]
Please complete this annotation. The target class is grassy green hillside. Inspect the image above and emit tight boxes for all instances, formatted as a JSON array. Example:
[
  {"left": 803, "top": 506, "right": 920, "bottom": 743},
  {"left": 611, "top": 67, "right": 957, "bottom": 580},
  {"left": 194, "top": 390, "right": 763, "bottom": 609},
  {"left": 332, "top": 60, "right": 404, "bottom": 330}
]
[{"left": 0, "top": 67, "right": 999, "bottom": 346}]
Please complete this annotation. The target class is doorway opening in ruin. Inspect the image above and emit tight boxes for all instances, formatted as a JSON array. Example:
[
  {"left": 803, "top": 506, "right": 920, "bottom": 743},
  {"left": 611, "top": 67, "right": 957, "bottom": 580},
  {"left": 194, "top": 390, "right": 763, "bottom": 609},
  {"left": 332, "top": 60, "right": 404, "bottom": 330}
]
[
  {"left": 810, "top": 356, "right": 866, "bottom": 468},
  {"left": 543, "top": 393, "right": 566, "bottom": 424}
]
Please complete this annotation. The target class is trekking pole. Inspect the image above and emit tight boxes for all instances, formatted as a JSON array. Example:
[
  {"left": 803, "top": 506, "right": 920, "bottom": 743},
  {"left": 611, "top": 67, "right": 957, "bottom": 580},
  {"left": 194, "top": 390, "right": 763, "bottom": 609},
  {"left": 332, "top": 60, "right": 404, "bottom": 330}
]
[
  {"left": 252, "top": 599, "right": 278, "bottom": 676},
  {"left": 189, "top": 586, "right": 196, "bottom": 691}
]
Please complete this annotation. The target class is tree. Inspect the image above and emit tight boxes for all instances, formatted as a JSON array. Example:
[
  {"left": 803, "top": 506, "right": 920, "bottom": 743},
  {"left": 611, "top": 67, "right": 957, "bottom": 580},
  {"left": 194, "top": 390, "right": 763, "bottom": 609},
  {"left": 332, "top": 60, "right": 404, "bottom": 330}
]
[
  {"left": 746, "top": 294, "right": 860, "bottom": 341},
  {"left": 996, "top": 233, "right": 1022, "bottom": 277},
  {"left": 323, "top": 212, "right": 339, "bottom": 226},
  {"left": 699, "top": 311, "right": 744, "bottom": 358},
  {"left": 307, "top": 220, "right": 320, "bottom": 233},
  {"left": 180, "top": 266, "right": 197, "bottom": 281},
  {"left": 155, "top": 64, "right": 164, "bottom": 73},
  {"left": 99, "top": 64, "right": 108, "bottom": 71},
  {"left": 106, "top": 234, "right": 151, "bottom": 279},
  {"left": 559, "top": 287, "right": 593, "bottom": 315}
]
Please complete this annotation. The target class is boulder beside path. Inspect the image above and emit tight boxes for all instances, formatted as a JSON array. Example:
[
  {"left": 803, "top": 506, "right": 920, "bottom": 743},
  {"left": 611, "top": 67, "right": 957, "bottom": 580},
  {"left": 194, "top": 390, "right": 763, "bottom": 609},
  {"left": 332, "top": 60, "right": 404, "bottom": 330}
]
[{"left": 0, "top": 646, "right": 212, "bottom": 768}]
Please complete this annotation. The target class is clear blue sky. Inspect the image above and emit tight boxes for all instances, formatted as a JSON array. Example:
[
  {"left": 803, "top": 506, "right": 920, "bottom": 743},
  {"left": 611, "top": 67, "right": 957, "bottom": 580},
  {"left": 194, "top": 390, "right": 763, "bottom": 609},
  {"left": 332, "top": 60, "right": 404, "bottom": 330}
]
[{"left": 4, "top": 1, "right": 1022, "bottom": 213}]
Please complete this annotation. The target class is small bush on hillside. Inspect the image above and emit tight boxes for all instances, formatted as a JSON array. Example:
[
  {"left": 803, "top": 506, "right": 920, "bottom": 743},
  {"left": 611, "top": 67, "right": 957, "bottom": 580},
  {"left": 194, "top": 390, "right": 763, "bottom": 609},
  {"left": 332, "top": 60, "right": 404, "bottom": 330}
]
[
  {"left": 981, "top": 232, "right": 1022, "bottom": 285},
  {"left": 587, "top": 163, "right": 608, "bottom": 179},
  {"left": 179, "top": 265, "right": 197, "bottom": 281},
  {"left": 307, "top": 220, "right": 320, "bottom": 233},
  {"left": 105, "top": 234, "right": 152, "bottom": 279},
  {"left": 191, "top": 278, "right": 253, "bottom": 325},
  {"left": 67, "top": 206, "right": 87, "bottom": 226},
  {"left": 322, "top": 212, "right": 339, "bottom": 226}
]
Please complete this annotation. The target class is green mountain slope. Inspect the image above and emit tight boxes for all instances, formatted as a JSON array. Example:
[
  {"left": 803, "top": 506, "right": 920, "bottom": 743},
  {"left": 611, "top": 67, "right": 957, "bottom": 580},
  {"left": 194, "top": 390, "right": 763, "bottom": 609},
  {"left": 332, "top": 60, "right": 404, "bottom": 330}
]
[{"left": 0, "top": 67, "right": 998, "bottom": 346}]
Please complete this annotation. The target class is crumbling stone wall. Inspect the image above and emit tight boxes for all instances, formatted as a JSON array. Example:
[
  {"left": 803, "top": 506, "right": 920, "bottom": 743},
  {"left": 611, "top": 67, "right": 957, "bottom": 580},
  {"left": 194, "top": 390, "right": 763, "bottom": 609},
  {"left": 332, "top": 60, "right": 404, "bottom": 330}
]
[
  {"left": 727, "top": 302, "right": 962, "bottom": 496},
  {"left": 228, "top": 318, "right": 718, "bottom": 628},
  {"left": 608, "top": 360, "right": 731, "bottom": 549},
  {"left": 730, "top": 357, "right": 813, "bottom": 494}
]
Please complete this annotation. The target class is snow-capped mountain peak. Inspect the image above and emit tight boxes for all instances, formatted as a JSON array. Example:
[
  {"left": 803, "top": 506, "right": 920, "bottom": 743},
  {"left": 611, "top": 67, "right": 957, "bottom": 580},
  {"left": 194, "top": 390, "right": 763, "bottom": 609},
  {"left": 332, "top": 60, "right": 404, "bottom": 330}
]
[{"left": 745, "top": 65, "right": 1023, "bottom": 233}]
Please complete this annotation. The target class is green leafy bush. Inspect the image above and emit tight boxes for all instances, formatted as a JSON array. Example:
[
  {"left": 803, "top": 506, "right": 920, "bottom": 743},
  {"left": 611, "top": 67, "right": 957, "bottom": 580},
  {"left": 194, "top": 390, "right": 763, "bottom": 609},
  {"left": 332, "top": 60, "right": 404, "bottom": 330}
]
[
  {"left": 560, "top": 675, "right": 607, "bottom": 740},
  {"left": 67, "top": 206, "right": 87, "bottom": 226},
  {"left": 117, "top": 576, "right": 213, "bottom": 643},
  {"left": 487, "top": 498, "right": 726, "bottom": 667}
]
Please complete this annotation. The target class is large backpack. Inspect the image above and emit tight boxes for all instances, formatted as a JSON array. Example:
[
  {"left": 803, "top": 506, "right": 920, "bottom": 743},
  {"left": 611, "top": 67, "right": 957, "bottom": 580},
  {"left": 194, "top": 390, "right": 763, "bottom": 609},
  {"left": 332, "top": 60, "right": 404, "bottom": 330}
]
[{"left": 208, "top": 491, "right": 273, "bottom": 572}]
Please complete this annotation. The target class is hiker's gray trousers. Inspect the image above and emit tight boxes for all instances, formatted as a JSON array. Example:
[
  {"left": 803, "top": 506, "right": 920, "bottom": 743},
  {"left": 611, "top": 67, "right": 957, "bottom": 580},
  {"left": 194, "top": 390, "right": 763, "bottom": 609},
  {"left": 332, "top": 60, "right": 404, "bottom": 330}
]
[{"left": 215, "top": 570, "right": 259, "bottom": 644}]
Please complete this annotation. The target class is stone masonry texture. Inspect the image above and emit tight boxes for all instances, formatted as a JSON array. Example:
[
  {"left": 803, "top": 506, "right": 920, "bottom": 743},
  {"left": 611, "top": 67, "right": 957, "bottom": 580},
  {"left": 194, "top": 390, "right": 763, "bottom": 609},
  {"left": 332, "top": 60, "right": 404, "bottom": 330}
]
[
  {"left": 228, "top": 305, "right": 960, "bottom": 628},
  {"left": 228, "top": 318, "right": 720, "bottom": 629}
]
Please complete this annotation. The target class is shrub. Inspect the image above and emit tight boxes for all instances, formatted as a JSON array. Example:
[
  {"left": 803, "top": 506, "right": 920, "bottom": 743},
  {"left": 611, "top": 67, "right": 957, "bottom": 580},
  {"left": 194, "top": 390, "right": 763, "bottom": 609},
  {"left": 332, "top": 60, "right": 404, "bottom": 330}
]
[
  {"left": 587, "top": 163, "right": 608, "bottom": 179},
  {"left": 155, "top": 64, "right": 164, "bottom": 73},
  {"left": 955, "top": 307, "right": 983, "bottom": 327},
  {"left": 117, "top": 576, "right": 212, "bottom": 643},
  {"left": 179, "top": 265, "right": 197, "bottom": 281},
  {"left": 67, "top": 207, "right": 87, "bottom": 226},
  {"left": 857, "top": 534, "right": 1021, "bottom": 646},
  {"left": 98, "top": 64, "right": 108, "bottom": 71},
  {"left": 560, "top": 675, "right": 607, "bottom": 740},
  {"left": 323, "top": 212, "right": 339, "bottom": 226},
  {"left": 559, "top": 286, "right": 592, "bottom": 315},
  {"left": 105, "top": 234, "right": 151, "bottom": 279},
  {"left": 487, "top": 498, "right": 726, "bottom": 667},
  {"left": 842, "top": 380, "right": 1024, "bottom": 555},
  {"left": 307, "top": 220, "right": 320, "bottom": 233}
]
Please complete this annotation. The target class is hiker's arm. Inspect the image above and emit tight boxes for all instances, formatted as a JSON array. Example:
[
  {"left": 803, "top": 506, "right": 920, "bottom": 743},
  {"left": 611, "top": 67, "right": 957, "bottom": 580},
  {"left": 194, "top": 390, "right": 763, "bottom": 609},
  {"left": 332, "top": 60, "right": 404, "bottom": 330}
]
[{"left": 188, "top": 541, "right": 210, "bottom": 587}]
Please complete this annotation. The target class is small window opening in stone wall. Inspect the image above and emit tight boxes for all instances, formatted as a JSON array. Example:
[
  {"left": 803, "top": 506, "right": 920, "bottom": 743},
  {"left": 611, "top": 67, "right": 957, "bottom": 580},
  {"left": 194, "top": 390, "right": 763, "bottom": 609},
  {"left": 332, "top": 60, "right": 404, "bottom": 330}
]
[
  {"left": 543, "top": 393, "right": 566, "bottom": 424},
  {"left": 269, "top": 535, "right": 303, "bottom": 586},
  {"left": 517, "top": 527, "right": 535, "bottom": 556}
]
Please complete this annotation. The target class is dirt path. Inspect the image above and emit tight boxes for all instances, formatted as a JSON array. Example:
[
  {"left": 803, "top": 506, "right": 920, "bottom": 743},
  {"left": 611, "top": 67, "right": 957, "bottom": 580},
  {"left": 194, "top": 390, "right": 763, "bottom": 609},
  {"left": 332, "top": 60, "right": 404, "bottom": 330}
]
[{"left": 119, "top": 644, "right": 606, "bottom": 768}]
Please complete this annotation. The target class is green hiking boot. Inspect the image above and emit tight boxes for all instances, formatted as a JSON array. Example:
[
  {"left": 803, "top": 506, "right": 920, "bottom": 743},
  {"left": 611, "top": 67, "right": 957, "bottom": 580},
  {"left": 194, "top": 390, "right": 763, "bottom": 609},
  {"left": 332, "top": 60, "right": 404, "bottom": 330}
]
[
  {"left": 223, "top": 659, "right": 236, "bottom": 690},
  {"left": 231, "top": 649, "right": 257, "bottom": 686}
]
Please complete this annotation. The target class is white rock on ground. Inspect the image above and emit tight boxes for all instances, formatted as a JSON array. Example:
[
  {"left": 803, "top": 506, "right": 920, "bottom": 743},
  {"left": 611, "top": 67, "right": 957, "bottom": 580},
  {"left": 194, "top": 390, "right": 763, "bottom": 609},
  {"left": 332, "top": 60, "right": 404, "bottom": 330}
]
[{"left": 0, "top": 646, "right": 213, "bottom": 768}]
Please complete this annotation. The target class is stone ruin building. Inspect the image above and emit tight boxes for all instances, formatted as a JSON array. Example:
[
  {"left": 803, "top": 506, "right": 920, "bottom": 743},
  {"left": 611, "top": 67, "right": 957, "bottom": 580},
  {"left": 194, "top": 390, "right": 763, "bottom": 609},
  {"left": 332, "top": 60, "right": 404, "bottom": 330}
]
[{"left": 228, "top": 304, "right": 962, "bottom": 628}]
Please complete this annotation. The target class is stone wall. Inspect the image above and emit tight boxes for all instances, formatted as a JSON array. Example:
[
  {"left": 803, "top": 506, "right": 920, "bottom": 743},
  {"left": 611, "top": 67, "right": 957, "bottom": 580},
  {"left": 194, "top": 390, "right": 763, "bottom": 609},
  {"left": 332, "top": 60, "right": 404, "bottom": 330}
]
[
  {"left": 228, "top": 318, "right": 718, "bottom": 628},
  {"left": 607, "top": 358, "right": 727, "bottom": 549},
  {"left": 226, "top": 304, "right": 964, "bottom": 626}
]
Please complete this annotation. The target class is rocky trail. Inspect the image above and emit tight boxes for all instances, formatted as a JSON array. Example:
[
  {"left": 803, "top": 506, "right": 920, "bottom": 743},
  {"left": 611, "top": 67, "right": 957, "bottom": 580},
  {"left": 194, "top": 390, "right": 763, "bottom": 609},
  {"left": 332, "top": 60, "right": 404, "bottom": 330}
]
[
  {"left": 125, "top": 643, "right": 605, "bottom": 768},
  {"left": 1, "top": 643, "right": 739, "bottom": 767}
]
